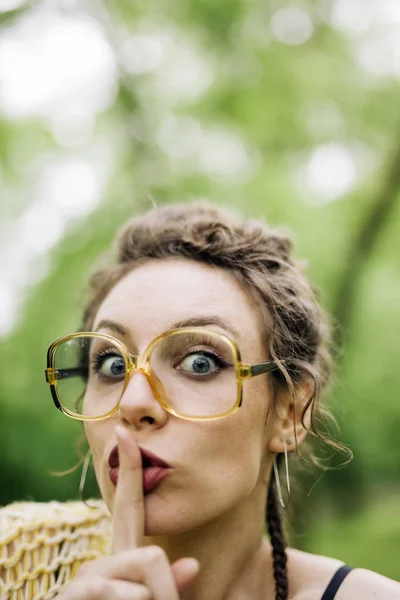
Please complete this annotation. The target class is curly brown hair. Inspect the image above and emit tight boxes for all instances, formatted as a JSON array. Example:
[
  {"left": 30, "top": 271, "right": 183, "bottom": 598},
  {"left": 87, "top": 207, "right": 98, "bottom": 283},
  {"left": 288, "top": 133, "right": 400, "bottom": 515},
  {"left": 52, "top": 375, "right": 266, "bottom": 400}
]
[{"left": 80, "top": 201, "right": 352, "bottom": 600}]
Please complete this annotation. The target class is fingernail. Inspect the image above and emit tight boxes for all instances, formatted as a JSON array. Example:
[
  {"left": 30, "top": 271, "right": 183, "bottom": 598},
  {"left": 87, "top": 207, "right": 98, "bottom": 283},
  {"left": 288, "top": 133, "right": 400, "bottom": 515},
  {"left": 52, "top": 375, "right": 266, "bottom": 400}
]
[{"left": 186, "top": 558, "right": 200, "bottom": 575}]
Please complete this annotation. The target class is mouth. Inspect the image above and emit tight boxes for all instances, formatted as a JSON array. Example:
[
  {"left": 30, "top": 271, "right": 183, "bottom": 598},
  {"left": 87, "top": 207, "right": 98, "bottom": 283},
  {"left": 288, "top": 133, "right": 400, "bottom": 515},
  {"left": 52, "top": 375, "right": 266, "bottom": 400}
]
[{"left": 108, "top": 444, "right": 172, "bottom": 494}]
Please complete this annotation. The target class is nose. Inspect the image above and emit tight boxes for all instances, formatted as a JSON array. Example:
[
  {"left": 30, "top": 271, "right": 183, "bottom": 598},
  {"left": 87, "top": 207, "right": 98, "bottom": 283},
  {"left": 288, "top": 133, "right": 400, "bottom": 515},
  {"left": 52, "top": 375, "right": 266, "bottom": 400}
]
[{"left": 118, "top": 367, "right": 168, "bottom": 430}]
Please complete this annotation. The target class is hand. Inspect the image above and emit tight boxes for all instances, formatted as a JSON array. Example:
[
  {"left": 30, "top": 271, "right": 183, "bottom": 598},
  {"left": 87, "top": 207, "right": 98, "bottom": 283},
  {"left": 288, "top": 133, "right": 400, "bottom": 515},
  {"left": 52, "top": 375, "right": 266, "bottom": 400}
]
[{"left": 57, "top": 424, "right": 200, "bottom": 599}]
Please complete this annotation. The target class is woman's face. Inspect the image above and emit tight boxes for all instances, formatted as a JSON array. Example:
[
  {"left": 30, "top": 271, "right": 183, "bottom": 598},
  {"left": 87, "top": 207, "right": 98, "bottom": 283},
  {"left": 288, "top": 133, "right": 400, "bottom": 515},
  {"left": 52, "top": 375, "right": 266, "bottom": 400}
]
[{"left": 85, "top": 258, "right": 278, "bottom": 536}]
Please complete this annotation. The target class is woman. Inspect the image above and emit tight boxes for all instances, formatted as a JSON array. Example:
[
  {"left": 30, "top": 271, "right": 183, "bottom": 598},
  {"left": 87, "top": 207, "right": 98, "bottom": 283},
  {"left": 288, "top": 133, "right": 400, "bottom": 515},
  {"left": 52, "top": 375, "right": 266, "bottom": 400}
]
[{"left": 28, "top": 203, "right": 400, "bottom": 598}]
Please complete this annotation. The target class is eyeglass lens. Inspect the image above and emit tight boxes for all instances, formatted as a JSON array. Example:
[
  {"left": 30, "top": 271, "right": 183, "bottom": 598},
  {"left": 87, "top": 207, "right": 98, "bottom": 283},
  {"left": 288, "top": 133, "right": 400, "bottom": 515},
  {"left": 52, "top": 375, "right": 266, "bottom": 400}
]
[{"left": 53, "top": 331, "right": 238, "bottom": 418}]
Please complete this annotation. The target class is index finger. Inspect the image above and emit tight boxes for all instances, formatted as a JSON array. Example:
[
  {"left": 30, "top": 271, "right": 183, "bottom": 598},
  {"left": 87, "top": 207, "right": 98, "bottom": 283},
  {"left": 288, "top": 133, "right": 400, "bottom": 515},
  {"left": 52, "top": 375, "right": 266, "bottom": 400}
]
[{"left": 112, "top": 424, "right": 145, "bottom": 553}]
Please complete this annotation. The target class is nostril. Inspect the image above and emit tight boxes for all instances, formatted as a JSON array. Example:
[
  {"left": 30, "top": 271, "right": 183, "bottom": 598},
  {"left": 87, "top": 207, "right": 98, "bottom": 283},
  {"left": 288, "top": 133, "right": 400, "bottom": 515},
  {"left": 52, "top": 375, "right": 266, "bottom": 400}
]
[{"left": 140, "top": 416, "right": 155, "bottom": 425}]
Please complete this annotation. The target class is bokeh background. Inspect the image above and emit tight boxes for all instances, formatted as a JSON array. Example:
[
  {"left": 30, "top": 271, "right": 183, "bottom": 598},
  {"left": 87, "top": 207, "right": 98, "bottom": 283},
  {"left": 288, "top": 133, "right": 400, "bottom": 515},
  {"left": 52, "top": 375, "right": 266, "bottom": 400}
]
[{"left": 0, "top": 0, "right": 399, "bottom": 581}]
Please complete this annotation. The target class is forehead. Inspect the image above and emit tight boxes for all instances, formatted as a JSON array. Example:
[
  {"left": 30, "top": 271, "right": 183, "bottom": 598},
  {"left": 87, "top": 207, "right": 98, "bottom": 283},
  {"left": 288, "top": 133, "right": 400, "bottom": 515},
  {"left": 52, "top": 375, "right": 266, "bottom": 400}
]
[{"left": 93, "top": 258, "right": 267, "bottom": 350}]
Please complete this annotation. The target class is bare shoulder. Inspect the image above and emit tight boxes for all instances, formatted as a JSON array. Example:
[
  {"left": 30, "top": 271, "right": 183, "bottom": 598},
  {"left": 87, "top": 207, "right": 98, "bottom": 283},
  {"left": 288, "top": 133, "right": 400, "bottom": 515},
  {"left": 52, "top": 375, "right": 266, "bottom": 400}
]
[
  {"left": 286, "top": 547, "right": 343, "bottom": 599},
  {"left": 334, "top": 567, "right": 400, "bottom": 600},
  {"left": 286, "top": 547, "right": 400, "bottom": 600}
]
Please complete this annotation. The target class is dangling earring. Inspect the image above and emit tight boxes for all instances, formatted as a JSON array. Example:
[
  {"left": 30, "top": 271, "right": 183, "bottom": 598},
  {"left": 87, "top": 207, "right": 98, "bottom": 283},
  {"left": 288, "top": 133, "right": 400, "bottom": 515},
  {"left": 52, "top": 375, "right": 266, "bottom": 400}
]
[
  {"left": 273, "top": 439, "right": 292, "bottom": 509},
  {"left": 79, "top": 448, "right": 98, "bottom": 510}
]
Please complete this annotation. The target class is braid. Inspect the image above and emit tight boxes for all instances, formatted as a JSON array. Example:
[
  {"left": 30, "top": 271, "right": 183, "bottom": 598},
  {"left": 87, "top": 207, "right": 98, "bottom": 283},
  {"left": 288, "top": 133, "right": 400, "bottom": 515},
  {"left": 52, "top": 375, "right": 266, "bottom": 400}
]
[{"left": 266, "top": 455, "right": 289, "bottom": 600}]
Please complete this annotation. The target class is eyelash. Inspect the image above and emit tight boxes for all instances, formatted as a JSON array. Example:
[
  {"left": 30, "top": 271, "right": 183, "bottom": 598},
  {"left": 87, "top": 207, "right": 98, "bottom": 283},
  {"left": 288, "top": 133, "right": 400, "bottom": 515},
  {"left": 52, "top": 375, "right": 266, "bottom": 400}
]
[
  {"left": 175, "top": 348, "right": 232, "bottom": 371},
  {"left": 90, "top": 349, "right": 123, "bottom": 374}
]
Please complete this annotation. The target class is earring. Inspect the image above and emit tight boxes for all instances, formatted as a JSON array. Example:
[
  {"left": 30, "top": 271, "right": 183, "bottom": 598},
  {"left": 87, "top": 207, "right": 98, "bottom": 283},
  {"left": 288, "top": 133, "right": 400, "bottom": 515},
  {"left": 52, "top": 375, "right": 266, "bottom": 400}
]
[
  {"left": 79, "top": 448, "right": 98, "bottom": 510},
  {"left": 273, "top": 439, "right": 292, "bottom": 509}
]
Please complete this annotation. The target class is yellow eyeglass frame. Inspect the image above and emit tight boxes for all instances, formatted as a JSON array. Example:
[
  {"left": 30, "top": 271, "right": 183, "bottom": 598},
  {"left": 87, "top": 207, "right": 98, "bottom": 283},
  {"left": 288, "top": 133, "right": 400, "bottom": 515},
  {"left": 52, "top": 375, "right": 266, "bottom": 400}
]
[{"left": 45, "top": 328, "right": 283, "bottom": 422}]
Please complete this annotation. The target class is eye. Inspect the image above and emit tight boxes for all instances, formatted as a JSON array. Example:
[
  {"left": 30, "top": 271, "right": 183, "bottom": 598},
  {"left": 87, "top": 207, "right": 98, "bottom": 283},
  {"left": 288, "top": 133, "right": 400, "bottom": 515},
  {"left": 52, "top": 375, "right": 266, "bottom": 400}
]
[
  {"left": 93, "top": 351, "right": 126, "bottom": 379},
  {"left": 177, "top": 351, "right": 219, "bottom": 375}
]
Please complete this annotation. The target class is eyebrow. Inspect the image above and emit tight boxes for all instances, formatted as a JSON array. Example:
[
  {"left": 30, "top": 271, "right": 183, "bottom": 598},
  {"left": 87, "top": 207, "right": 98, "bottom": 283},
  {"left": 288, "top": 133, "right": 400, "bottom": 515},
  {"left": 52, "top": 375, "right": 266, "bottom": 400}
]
[
  {"left": 170, "top": 316, "right": 240, "bottom": 339},
  {"left": 95, "top": 319, "right": 131, "bottom": 337},
  {"left": 94, "top": 316, "right": 240, "bottom": 340}
]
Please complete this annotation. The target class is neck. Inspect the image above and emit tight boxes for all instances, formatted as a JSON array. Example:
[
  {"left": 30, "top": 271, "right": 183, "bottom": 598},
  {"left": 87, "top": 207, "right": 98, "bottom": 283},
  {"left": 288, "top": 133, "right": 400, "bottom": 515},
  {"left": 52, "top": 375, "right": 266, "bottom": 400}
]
[{"left": 148, "top": 483, "right": 275, "bottom": 600}]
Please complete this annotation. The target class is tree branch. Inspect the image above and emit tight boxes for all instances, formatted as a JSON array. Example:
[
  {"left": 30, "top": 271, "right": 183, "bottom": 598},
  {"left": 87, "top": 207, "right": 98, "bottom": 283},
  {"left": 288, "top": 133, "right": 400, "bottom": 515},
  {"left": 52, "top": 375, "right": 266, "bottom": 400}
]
[{"left": 333, "top": 136, "right": 400, "bottom": 349}]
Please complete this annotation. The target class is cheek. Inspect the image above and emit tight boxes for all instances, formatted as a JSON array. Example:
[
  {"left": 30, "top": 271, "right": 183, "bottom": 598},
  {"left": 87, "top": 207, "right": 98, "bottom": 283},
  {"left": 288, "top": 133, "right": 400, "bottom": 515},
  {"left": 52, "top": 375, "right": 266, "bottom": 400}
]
[
  {"left": 195, "top": 382, "right": 270, "bottom": 493},
  {"left": 228, "top": 379, "right": 271, "bottom": 481},
  {"left": 84, "top": 421, "right": 114, "bottom": 490}
]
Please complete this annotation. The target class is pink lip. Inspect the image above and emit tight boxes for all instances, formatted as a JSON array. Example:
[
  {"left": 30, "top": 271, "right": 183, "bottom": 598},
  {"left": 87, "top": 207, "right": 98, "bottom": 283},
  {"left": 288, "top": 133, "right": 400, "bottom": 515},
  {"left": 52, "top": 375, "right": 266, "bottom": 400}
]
[
  {"left": 109, "top": 465, "right": 170, "bottom": 494},
  {"left": 108, "top": 444, "right": 172, "bottom": 495},
  {"left": 108, "top": 444, "right": 171, "bottom": 469}
]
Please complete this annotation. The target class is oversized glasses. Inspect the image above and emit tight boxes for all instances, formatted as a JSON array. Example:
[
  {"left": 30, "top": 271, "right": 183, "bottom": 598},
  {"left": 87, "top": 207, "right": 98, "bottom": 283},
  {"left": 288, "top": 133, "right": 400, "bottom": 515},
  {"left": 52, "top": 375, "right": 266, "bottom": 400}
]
[{"left": 45, "top": 328, "right": 282, "bottom": 422}]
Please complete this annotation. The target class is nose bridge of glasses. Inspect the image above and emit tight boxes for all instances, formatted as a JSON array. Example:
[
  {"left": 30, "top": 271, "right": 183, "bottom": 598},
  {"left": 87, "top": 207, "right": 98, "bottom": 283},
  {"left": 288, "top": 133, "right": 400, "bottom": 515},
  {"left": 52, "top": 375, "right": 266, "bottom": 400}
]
[
  {"left": 123, "top": 351, "right": 166, "bottom": 409},
  {"left": 126, "top": 352, "right": 149, "bottom": 377}
]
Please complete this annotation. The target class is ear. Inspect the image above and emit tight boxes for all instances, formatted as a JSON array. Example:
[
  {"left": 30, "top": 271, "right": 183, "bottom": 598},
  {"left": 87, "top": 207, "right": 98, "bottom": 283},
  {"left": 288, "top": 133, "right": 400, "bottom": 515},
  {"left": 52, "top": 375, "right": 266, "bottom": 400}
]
[{"left": 267, "top": 376, "right": 314, "bottom": 454}]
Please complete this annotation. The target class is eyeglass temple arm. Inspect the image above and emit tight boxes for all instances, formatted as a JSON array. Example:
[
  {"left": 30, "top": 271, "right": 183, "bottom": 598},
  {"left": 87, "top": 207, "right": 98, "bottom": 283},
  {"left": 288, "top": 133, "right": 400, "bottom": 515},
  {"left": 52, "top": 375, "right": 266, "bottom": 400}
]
[
  {"left": 248, "top": 360, "right": 284, "bottom": 377},
  {"left": 45, "top": 367, "right": 87, "bottom": 383}
]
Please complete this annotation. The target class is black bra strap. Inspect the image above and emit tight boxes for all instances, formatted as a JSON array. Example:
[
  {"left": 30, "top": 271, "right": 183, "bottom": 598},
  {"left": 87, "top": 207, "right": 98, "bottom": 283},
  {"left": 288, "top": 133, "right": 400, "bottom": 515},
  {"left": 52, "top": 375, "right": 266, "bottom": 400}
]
[{"left": 321, "top": 564, "right": 353, "bottom": 600}]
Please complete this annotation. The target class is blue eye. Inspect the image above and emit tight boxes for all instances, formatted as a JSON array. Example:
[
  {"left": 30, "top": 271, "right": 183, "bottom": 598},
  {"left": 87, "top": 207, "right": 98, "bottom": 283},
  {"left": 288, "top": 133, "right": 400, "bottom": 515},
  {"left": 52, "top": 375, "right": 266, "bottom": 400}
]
[
  {"left": 93, "top": 352, "right": 126, "bottom": 378},
  {"left": 178, "top": 352, "right": 218, "bottom": 375}
]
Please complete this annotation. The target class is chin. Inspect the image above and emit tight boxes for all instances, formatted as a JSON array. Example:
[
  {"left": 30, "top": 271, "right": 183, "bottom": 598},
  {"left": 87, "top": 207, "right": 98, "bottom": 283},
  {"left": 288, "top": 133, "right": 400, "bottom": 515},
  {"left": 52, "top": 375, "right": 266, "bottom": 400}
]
[
  {"left": 142, "top": 492, "right": 197, "bottom": 536},
  {"left": 143, "top": 491, "right": 223, "bottom": 537}
]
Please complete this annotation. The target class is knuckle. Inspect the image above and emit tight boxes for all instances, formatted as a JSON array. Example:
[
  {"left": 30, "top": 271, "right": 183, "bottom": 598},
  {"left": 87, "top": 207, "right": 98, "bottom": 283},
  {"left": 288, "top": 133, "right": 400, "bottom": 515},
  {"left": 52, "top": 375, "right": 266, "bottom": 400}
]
[
  {"left": 57, "top": 577, "right": 103, "bottom": 600},
  {"left": 142, "top": 545, "right": 167, "bottom": 565},
  {"left": 80, "top": 576, "right": 109, "bottom": 599},
  {"left": 136, "top": 588, "right": 152, "bottom": 600},
  {"left": 94, "top": 579, "right": 114, "bottom": 599},
  {"left": 77, "top": 560, "right": 94, "bottom": 578}
]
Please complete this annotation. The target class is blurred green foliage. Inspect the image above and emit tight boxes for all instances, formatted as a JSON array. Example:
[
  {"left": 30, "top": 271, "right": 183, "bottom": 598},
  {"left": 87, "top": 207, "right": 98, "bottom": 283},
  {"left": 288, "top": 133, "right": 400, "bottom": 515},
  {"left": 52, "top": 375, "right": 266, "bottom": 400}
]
[{"left": 0, "top": 0, "right": 399, "bottom": 581}]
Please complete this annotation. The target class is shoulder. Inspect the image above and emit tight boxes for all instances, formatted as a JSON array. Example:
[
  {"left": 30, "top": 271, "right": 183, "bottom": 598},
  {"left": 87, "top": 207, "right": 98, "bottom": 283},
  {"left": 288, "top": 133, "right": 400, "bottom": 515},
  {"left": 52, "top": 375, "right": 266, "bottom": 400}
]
[
  {"left": 286, "top": 548, "right": 400, "bottom": 600},
  {"left": 334, "top": 568, "right": 400, "bottom": 599},
  {"left": 286, "top": 547, "right": 343, "bottom": 599}
]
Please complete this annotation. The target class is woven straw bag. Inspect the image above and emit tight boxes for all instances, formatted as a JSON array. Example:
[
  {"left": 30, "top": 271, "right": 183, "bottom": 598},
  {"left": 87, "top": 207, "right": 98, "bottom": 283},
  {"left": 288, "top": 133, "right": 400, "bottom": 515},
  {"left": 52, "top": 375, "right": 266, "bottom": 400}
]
[{"left": 0, "top": 501, "right": 112, "bottom": 600}]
